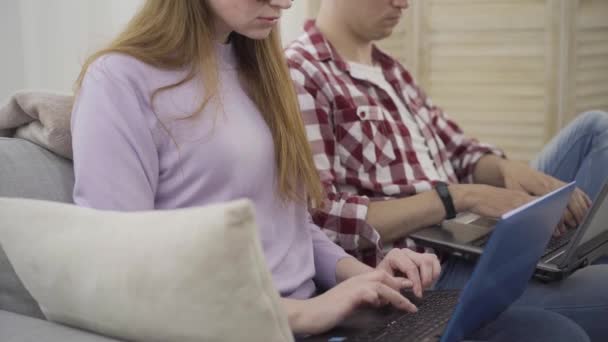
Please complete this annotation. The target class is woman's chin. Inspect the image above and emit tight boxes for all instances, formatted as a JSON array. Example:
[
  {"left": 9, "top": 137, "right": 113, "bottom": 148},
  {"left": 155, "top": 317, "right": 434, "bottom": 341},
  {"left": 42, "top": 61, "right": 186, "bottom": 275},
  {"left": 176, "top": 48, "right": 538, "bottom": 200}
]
[{"left": 236, "top": 28, "right": 274, "bottom": 40}]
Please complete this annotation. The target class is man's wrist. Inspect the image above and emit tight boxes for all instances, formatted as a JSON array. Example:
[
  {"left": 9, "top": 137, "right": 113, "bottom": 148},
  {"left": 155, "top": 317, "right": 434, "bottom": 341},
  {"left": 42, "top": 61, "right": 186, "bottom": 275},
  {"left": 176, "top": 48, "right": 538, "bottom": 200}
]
[
  {"left": 473, "top": 154, "right": 507, "bottom": 187},
  {"left": 449, "top": 184, "right": 474, "bottom": 212},
  {"left": 434, "top": 182, "right": 456, "bottom": 220}
]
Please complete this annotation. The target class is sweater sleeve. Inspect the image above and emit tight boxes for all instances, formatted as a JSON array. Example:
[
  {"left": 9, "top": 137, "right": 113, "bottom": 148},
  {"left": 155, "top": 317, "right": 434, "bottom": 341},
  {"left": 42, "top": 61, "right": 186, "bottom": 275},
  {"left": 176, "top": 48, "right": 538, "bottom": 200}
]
[
  {"left": 308, "top": 218, "right": 352, "bottom": 290},
  {"left": 71, "top": 57, "right": 159, "bottom": 211}
]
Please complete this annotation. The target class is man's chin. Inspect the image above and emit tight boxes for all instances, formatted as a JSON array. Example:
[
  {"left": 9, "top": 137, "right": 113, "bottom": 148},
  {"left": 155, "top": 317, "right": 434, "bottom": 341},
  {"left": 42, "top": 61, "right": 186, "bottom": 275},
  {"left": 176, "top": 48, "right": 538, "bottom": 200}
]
[{"left": 369, "top": 28, "right": 395, "bottom": 42}]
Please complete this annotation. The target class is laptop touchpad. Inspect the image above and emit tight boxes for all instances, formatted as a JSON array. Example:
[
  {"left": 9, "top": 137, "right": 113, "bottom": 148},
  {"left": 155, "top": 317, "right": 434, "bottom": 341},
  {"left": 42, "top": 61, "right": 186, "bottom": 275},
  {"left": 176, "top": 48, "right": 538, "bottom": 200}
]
[{"left": 440, "top": 221, "right": 494, "bottom": 244}]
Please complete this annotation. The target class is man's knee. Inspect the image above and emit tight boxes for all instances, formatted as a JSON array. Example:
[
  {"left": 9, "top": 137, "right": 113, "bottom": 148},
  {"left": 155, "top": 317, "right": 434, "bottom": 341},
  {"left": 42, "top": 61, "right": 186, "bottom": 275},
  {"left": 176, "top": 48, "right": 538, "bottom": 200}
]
[
  {"left": 567, "top": 265, "right": 608, "bottom": 296},
  {"left": 573, "top": 110, "right": 608, "bottom": 137}
]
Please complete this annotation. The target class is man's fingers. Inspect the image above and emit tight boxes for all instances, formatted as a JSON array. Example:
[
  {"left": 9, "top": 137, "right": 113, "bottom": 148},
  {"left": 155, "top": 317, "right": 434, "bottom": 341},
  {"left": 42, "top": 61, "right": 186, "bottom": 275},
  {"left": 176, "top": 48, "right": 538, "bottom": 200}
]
[
  {"left": 583, "top": 191, "right": 592, "bottom": 208},
  {"left": 559, "top": 222, "right": 568, "bottom": 235},
  {"left": 563, "top": 208, "right": 577, "bottom": 228},
  {"left": 573, "top": 190, "right": 591, "bottom": 222},
  {"left": 567, "top": 193, "right": 584, "bottom": 226},
  {"left": 505, "top": 178, "right": 527, "bottom": 193},
  {"left": 567, "top": 202, "right": 583, "bottom": 227},
  {"left": 553, "top": 218, "right": 566, "bottom": 237}
]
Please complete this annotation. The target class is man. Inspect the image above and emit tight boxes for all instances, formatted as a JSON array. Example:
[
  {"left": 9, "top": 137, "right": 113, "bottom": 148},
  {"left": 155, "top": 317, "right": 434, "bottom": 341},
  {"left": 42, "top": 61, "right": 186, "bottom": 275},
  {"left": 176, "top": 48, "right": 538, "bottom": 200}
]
[
  {"left": 286, "top": 0, "right": 608, "bottom": 267},
  {"left": 286, "top": 1, "right": 608, "bottom": 339}
]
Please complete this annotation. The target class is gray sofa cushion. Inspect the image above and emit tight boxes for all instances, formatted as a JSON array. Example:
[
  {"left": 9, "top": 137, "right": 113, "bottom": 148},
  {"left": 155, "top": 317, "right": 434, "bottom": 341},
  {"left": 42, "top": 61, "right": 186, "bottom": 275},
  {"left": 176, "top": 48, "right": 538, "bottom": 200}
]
[
  {"left": 0, "top": 248, "right": 43, "bottom": 319},
  {"left": 0, "top": 309, "right": 122, "bottom": 342},
  {"left": 0, "top": 138, "right": 75, "bottom": 318},
  {"left": 0, "top": 138, "right": 74, "bottom": 202}
]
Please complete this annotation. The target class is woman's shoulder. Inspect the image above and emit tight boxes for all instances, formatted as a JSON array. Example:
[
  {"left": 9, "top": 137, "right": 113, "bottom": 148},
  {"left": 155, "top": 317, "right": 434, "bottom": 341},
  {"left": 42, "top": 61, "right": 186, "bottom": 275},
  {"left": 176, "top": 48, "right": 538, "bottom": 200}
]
[{"left": 85, "top": 53, "right": 157, "bottom": 92}]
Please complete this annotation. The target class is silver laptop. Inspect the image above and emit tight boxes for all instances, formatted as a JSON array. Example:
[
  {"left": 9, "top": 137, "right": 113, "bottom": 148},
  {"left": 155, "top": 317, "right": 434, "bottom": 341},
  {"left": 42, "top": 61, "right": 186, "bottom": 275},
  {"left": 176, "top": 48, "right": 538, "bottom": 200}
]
[
  {"left": 303, "top": 182, "right": 574, "bottom": 342},
  {"left": 410, "top": 181, "right": 608, "bottom": 281}
]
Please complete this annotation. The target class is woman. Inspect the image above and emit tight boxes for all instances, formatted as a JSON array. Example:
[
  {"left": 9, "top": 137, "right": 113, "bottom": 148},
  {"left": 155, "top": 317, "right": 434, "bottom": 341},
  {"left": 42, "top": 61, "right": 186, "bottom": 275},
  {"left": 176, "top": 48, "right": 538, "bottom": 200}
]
[{"left": 70, "top": 0, "right": 588, "bottom": 340}]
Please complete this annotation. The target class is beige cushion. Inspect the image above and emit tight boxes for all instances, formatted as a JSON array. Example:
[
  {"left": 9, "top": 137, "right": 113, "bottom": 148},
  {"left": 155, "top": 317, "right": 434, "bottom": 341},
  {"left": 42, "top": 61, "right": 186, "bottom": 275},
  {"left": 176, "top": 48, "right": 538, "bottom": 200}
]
[{"left": 0, "top": 198, "right": 293, "bottom": 342}]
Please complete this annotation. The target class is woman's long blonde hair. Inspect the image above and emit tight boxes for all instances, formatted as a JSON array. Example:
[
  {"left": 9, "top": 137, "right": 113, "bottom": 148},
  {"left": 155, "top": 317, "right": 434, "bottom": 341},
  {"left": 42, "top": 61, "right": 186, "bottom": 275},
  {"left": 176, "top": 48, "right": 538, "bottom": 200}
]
[{"left": 75, "top": 0, "right": 323, "bottom": 206}]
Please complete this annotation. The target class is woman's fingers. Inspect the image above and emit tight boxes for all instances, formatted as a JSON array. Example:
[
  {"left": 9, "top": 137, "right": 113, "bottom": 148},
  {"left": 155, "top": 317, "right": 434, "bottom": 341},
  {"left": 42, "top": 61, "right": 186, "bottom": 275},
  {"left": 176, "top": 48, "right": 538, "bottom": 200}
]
[
  {"left": 385, "top": 250, "right": 423, "bottom": 298},
  {"left": 430, "top": 253, "right": 442, "bottom": 282},
  {"left": 365, "top": 269, "right": 412, "bottom": 290},
  {"left": 373, "top": 283, "right": 417, "bottom": 313},
  {"left": 403, "top": 250, "right": 441, "bottom": 289}
]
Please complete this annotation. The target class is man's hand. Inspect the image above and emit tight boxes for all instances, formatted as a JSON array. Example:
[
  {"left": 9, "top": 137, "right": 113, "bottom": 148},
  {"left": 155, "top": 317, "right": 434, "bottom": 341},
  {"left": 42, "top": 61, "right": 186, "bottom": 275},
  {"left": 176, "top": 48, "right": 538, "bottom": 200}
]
[
  {"left": 451, "top": 184, "right": 536, "bottom": 219},
  {"left": 498, "top": 159, "right": 592, "bottom": 233}
]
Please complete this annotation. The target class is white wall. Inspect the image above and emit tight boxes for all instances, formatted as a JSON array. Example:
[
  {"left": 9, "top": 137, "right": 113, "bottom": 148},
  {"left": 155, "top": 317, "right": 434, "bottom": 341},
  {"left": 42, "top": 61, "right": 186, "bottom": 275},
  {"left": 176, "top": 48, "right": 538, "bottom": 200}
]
[
  {"left": 0, "top": 1, "right": 25, "bottom": 101},
  {"left": 0, "top": 0, "right": 142, "bottom": 101},
  {"left": 280, "top": 1, "right": 310, "bottom": 46},
  {"left": 0, "top": 0, "right": 306, "bottom": 102}
]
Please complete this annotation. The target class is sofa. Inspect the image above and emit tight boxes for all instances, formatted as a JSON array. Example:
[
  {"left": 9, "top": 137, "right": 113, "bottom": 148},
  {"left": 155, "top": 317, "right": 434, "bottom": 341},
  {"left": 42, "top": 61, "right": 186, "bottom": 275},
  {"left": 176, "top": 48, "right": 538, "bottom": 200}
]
[{"left": 0, "top": 137, "right": 123, "bottom": 341}]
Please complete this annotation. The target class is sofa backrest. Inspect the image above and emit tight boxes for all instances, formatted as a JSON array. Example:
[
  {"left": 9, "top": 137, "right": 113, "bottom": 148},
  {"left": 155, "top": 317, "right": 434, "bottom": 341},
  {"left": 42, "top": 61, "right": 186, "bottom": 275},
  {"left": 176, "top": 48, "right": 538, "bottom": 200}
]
[
  {"left": 0, "top": 138, "right": 74, "bottom": 202},
  {"left": 0, "top": 137, "right": 75, "bottom": 318}
]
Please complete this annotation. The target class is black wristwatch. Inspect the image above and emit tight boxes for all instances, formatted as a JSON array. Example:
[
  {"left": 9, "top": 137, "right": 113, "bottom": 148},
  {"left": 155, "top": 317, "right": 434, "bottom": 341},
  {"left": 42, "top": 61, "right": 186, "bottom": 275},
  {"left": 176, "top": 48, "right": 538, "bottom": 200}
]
[{"left": 434, "top": 181, "right": 456, "bottom": 220}]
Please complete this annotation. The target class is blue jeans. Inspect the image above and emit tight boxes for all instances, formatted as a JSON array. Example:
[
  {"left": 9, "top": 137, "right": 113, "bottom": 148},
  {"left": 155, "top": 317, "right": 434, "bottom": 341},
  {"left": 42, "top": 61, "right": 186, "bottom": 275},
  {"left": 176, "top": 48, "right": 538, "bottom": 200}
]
[
  {"left": 532, "top": 110, "right": 608, "bottom": 266},
  {"left": 438, "top": 111, "right": 608, "bottom": 341},
  {"left": 295, "top": 306, "right": 589, "bottom": 342},
  {"left": 530, "top": 110, "right": 608, "bottom": 201},
  {"left": 437, "top": 259, "right": 607, "bottom": 342},
  {"left": 466, "top": 307, "right": 589, "bottom": 342}
]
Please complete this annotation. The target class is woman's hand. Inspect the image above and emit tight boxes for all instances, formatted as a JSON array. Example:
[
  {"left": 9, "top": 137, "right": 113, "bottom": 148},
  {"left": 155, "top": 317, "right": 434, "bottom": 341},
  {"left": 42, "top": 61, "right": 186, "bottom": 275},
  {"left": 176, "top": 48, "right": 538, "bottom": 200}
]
[
  {"left": 286, "top": 250, "right": 441, "bottom": 335},
  {"left": 376, "top": 248, "right": 442, "bottom": 298},
  {"left": 286, "top": 270, "right": 415, "bottom": 335}
]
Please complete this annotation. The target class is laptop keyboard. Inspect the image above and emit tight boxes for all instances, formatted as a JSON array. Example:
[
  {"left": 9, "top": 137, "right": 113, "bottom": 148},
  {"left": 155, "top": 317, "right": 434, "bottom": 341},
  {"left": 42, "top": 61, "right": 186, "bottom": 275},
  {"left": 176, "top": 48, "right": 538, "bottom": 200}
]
[
  {"left": 472, "top": 228, "right": 577, "bottom": 257},
  {"left": 350, "top": 290, "right": 460, "bottom": 342},
  {"left": 543, "top": 229, "right": 577, "bottom": 257},
  {"left": 471, "top": 234, "right": 490, "bottom": 247}
]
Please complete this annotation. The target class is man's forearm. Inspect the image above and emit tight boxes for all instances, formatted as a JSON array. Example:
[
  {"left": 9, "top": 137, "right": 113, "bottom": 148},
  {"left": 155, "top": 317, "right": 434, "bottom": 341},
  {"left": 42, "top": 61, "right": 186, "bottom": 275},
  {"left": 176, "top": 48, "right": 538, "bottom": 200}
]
[
  {"left": 473, "top": 154, "right": 506, "bottom": 187},
  {"left": 366, "top": 186, "right": 473, "bottom": 245}
]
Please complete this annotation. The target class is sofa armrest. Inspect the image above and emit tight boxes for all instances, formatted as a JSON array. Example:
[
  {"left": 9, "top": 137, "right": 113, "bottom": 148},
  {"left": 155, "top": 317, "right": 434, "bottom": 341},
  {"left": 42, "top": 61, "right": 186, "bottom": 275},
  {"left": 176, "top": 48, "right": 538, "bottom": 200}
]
[{"left": 0, "top": 310, "right": 123, "bottom": 342}]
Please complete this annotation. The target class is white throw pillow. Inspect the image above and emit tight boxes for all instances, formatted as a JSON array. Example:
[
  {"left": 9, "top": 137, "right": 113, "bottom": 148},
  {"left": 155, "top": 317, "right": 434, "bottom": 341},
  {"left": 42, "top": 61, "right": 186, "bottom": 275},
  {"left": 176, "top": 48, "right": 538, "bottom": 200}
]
[{"left": 0, "top": 198, "right": 293, "bottom": 342}]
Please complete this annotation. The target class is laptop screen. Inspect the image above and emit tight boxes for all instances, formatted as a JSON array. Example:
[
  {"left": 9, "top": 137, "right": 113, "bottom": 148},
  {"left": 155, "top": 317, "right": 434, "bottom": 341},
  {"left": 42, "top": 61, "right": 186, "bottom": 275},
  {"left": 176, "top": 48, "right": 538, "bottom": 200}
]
[
  {"left": 574, "top": 182, "right": 608, "bottom": 251},
  {"left": 440, "top": 183, "right": 575, "bottom": 342}
]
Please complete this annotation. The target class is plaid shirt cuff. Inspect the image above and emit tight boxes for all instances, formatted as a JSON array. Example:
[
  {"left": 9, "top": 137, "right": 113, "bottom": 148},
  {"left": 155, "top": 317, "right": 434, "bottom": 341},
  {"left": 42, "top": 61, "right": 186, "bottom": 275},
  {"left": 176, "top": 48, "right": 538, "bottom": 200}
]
[
  {"left": 459, "top": 144, "right": 505, "bottom": 184},
  {"left": 313, "top": 194, "right": 385, "bottom": 262}
]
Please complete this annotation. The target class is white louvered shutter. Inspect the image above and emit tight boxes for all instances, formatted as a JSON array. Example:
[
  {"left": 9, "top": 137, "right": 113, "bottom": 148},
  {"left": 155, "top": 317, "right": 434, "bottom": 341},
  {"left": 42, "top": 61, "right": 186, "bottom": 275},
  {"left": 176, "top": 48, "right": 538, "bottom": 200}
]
[{"left": 308, "top": 0, "right": 608, "bottom": 162}]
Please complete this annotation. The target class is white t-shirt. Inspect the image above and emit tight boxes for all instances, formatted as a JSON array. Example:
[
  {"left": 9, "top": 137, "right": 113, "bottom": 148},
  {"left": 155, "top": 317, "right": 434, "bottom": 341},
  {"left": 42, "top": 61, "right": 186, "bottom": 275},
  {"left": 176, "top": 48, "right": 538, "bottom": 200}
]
[{"left": 349, "top": 62, "right": 442, "bottom": 180}]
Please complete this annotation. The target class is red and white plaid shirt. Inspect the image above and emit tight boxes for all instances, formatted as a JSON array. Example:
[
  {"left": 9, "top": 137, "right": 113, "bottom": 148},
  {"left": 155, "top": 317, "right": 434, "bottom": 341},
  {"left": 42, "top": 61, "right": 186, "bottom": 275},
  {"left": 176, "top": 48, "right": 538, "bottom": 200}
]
[{"left": 286, "top": 21, "right": 503, "bottom": 266}]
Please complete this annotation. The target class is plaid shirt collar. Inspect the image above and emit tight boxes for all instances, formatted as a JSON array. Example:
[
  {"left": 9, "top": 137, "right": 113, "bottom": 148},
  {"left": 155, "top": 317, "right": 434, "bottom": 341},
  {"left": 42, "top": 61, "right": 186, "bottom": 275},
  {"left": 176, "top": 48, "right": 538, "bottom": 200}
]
[{"left": 302, "top": 20, "right": 405, "bottom": 80}]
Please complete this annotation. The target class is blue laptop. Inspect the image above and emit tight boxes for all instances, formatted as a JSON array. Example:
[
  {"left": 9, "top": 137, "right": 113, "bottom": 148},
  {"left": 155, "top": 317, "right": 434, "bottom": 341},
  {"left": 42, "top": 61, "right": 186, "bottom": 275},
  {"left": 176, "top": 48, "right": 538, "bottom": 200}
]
[{"left": 303, "top": 182, "right": 576, "bottom": 342}]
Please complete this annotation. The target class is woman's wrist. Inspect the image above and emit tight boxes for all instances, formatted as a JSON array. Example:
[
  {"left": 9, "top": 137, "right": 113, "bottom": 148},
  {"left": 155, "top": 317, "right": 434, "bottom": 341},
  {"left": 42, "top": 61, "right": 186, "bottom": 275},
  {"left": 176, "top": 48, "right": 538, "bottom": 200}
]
[
  {"left": 335, "top": 256, "right": 374, "bottom": 283},
  {"left": 281, "top": 298, "right": 312, "bottom": 335}
]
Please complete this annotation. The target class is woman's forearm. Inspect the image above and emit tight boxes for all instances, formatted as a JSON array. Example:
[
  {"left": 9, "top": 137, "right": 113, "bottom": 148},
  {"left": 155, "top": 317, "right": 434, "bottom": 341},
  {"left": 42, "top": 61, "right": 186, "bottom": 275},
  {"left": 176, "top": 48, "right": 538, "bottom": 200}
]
[
  {"left": 280, "top": 298, "right": 302, "bottom": 333},
  {"left": 335, "top": 256, "right": 374, "bottom": 283},
  {"left": 280, "top": 297, "right": 312, "bottom": 335}
]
